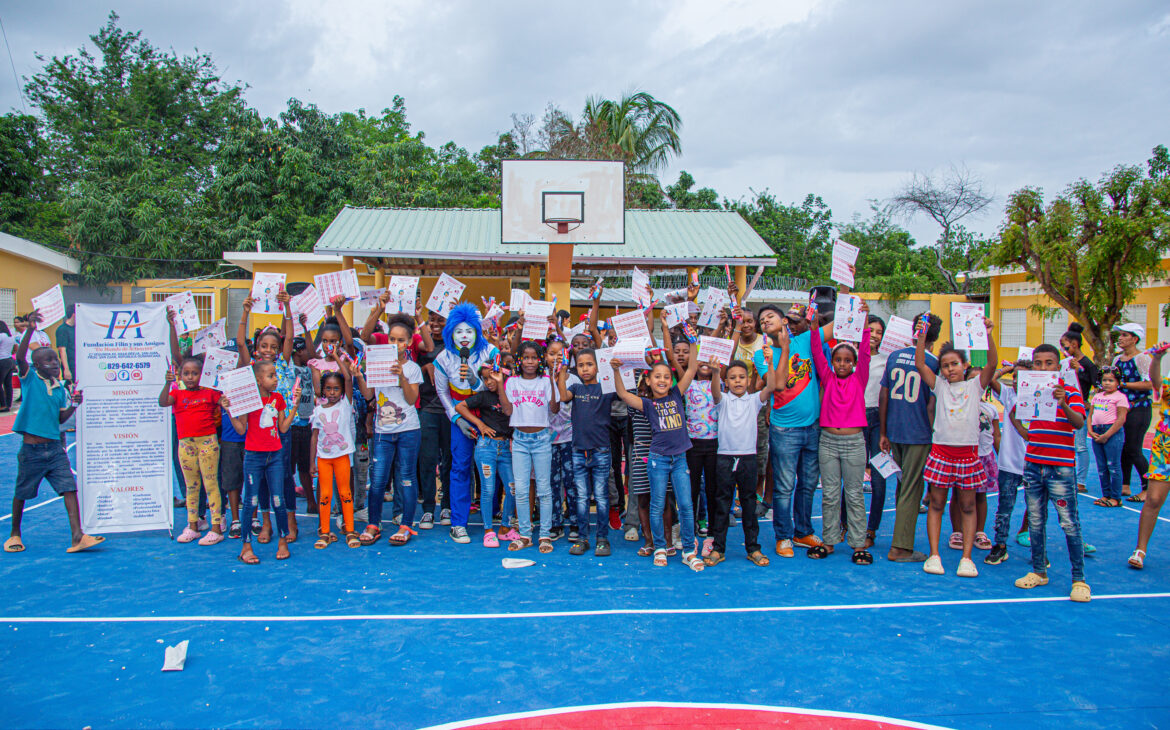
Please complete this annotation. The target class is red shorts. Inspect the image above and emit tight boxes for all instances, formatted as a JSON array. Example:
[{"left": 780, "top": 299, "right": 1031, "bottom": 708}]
[{"left": 924, "top": 444, "right": 984, "bottom": 490}]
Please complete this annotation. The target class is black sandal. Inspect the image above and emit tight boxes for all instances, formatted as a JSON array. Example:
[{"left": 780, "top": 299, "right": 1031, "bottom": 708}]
[
  {"left": 806, "top": 545, "right": 831, "bottom": 559},
  {"left": 852, "top": 550, "right": 874, "bottom": 565}
]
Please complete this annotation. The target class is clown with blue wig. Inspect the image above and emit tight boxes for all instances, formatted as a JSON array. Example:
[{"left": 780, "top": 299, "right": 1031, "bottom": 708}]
[{"left": 432, "top": 303, "right": 499, "bottom": 542}]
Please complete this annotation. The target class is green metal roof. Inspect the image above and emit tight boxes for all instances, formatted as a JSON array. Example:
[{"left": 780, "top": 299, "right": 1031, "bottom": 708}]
[{"left": 313, "top": 206, "right": 775, "bottom": 266}]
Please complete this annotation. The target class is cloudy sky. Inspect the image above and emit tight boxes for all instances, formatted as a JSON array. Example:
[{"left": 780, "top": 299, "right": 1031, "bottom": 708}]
[{"left": 2, "top": 1, "right": 1168, "bottom": 245}]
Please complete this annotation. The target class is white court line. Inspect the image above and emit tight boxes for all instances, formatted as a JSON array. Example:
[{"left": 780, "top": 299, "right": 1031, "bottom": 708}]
[
  {"left": 1076, "top": 491, "right": 1170, "bottom": 523},
  {"left": 3, "top": 592, "right": 1168, "bottom": 624},
  {"left": 0, "top": 496, "right": 61, "bottom": 522},
  {"left": 420, "top": 702, "right": 952, "bottom": 730}
]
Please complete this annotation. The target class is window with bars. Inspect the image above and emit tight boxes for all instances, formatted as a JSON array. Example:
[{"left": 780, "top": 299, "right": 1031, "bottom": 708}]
[
  {"left": 150, "top": 292, "right": 215, "bottom": 329},
  {"left": 999, "top": 308, "right": 1027, "bottom": 347},
  {"left": 1042, "top": 309, "right": 1067, "bottom": 345},
  {"left": 0, "top": 288, "right": 15, "bottom": 325}
]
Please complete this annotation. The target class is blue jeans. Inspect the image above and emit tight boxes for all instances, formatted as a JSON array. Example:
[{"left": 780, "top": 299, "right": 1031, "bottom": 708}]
[
  {"left": 512, "top": 429, "right": 553, "bottom": 539},
  {"left": 369, "top": 429, "right": 421, "bottom": 527},
  {"left": 769, "top": 424, "right": 820, "bottom": 541},
  {"left": 1023, "top": 462, "right": 1085, "bottom": 582},
  {"left": 1073, "top": 422, "right": 1089, "bottom": 488},
  {"left": 572, "top": 447, "right": 611, "bottom": 542},
  {"left": 474, "top": 436, "right": 514, "bottom": 533},
  {"left": 648, "top": 451, "right": 694, "bottom": 552},
  {"left": 993, "top": 470, "right": 1024, "bottom": 546},
  {"left": 242, "top": 449, "right": 288, "bottom": 544},
  {"left": 550, "top": 441, "right": 577, "bottom": 529},
  {"left": 1091, "top": 425, "right": 1125, "bottom": 501}
]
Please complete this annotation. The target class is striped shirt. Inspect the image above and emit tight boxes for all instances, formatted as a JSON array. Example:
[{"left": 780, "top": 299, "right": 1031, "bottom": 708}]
[{"left": 1025, "top": 384, "right": 1085, "bottom": 467}]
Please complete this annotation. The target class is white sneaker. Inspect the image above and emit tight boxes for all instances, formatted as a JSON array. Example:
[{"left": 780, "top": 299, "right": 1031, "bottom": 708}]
[
  {"left": 449, "top": 525, "right": 470, "bottom": 543},
  {"left": 624, "top": 526, "right": 639, "bottom": 542},
  {"left": 439, "top": 509, "right": 452, "bottom": 526},
  {"left": 957, "top": 557, "right": 979, "bottom": 578},
  {"left": 923, "top": 554, "right": 945, "bottom": 575},
  {"left": 419, "top": 512, "right": 434, "bottom": 530}
]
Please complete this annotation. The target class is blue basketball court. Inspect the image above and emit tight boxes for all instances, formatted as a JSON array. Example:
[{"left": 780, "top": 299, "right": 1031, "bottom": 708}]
[{"left": 1, "top": 428, "right": 1167, "bottom": 730}]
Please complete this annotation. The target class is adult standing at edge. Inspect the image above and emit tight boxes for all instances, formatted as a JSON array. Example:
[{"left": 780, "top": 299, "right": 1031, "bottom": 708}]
[
  {"left": 1060, "top": 323, "right": 1098, "bottom": 494},
  {"left": 56, "top": 305, "right": 76, "bottom": 387},
  {"left": 1112, "top": 322, "right": 1153, "bottom": 502},
  {"left": 753, "top": 295, "right": 842, "bottom": 558},
  {"left": 881, "top": 312, "right": 941, "bottom": 562}
]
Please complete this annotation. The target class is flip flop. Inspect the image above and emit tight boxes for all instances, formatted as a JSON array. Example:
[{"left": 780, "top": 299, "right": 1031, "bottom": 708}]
[
  {"left": 1127, "top": 493, "right": 1147, "bottom": 503},
  {"left": 888, "top": 550, "right": 928, "bottom": 563},
  {"left": 4, "top": 536, "right": 24, "bottom": 553},
  {"left": 65, "top": 535, "right": 105, "bottom": 553}
]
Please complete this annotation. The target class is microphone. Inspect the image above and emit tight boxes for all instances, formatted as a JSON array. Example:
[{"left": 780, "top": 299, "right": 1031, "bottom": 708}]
[{"left": 459, "top": 346, "right": 470, "bottom": 365}]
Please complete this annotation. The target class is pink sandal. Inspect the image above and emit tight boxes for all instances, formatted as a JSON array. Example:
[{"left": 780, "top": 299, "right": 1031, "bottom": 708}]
[
  {"left": 483, "top": 531, "right": 500, "bottom": 548},
  {"left": 177, "top": 527, "right": 201, "bottom": 543},
  {"left": 499, "top": 528, "right": 520, "bottom": 541},
  {"left": 198, "top": 531, "right": 224, "bottom": 546}
]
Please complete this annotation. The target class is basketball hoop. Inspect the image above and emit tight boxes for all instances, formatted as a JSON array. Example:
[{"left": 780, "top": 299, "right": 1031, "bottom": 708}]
[{"left": 542, "top": 192, "right": 584, "bottom": 235}]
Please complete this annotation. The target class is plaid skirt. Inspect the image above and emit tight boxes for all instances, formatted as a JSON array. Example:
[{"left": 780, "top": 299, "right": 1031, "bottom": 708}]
[{"left": 924, "top": 446, "right": 985, "bottom": 490}]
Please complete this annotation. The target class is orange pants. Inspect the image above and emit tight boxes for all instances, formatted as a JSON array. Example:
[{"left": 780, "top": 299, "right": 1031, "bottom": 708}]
[{"left": 317, "top": 455, "right": 354, "bottom": 535}]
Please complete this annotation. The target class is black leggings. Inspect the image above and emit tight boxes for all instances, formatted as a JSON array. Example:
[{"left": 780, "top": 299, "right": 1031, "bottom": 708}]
[
  {"left": 0, "top": 358, "right": 14, "bottom": 409},
  {"left": 1122, "top": 404, "right": 1152, "bottom": 490},
  {"left": 686, "top": 438, "right": 718, "bottom": 526}
]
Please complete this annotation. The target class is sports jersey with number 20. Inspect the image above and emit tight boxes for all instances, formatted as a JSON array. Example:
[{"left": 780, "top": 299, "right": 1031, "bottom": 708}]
[{"left": 880, "top": 347, "right": 939, "bottom": 445}]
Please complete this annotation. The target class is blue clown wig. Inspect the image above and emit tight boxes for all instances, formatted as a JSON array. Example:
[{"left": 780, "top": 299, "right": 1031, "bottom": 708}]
[{"left": 442, "top": 303, "right": 489, "bottom": 358}]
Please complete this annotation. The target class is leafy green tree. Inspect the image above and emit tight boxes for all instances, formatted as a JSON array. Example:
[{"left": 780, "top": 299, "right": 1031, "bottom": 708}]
[
  {"left": 582, "top": 92, "right": 682, "bottom": 174},
  {"left": 666, "top": 171, "right": 721, "bottom": 210},
  {"left": 729, "top": 191, "right": 832, "bottom": 282},
  {"left": 0, "top": 113, "right": 67, "bottom": 246},
  {"left": 985, "top": 146, "right": 1170, "bottom": 362},
  {"left": 25, "top": 13, "right": 245, "bottom": 284}
]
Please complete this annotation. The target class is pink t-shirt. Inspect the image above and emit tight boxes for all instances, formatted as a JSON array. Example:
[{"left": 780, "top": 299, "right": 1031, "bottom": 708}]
[
  {"left": 1089, "top": 390, "right": 1129, "bottom": 426},
  {"left": 810, "top": 325, "right": 870, "bottom": 429}
]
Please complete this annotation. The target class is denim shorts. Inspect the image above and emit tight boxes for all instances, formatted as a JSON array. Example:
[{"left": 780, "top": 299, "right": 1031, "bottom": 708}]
[{"left": 15, "top": 440, "right": 77, "bottom": 500}]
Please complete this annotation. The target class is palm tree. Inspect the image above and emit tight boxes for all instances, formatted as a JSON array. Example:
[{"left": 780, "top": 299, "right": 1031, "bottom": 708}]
[{"left": 582, "top": 92, "right": 682, "bottom": 174}]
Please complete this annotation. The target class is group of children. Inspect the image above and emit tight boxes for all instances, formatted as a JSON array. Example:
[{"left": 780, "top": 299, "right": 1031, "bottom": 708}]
[{"left": 6, "top": 275, "right": 1170, "bottom": 602}]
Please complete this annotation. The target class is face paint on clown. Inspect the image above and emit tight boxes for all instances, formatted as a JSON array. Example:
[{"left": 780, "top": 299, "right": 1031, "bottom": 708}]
[{"left": 453, "top": 323, "right": 476, "bottom": 350}]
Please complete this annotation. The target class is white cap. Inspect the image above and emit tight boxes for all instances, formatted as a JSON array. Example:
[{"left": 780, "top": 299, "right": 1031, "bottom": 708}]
[{"left": 1113, "top": 322, "right": 1145, "bottom": 340}]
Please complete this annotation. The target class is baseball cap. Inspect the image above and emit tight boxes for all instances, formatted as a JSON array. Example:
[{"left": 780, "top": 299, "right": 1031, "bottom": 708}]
[
  {"left": 1113, "top": 322, "right": 1145, "bottom": 340},
  {"left": 785, "top": 304, "right": 809, "bottom": 321}
]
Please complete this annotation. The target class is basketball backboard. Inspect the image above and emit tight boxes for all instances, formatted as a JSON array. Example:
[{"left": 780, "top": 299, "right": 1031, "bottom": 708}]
[{"left": 501, "top": 159, "right": 625, "bottom": 244}]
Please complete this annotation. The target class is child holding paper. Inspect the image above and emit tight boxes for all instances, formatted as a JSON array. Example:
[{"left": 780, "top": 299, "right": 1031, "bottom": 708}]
[
  {"left": 3, "top": 310, "right": 101, "bottom": 554},
  {"left": 557, "top": 348, "right": 618, "bottom": 556},
  {"left": 159, "top": 355, "right": 227, "bottom": 545},
  {"left": 1008, "top": 344, "right": 1089, "bottom": 601},
  {"left": 355, "top": 313, "right": 423, "bottom": 546},
  {"left": 664, "top": 335, "right": 719, "bottom": 549},
  {"left": 237, "top": 292, "right": 300, "bottom": 543},
  {"left": 807, "top": 301, "right": 875, "bottom": 565},
  {"left": 545, "top": 339, "right": 578, "bottom": 541},
  {"left": 706, "top": 344, "right": 776, "bottom": 568},
  {"left": 1089, "top": 367, "right": 1128, "bottom": 508},
  {"left": 612, "top": 348, "right": 705, "bottom": 571},
  {"left": 500, "top": 340, "right": 560, "bottom": 553},
  {"left": 917, "top": 318, "right": 999, "bottom": 579},
  {"left": 310, "top": 357, "right": 359, "bottom": 549},
  {"left": 225, "top": 361, "right": 301, "bottom": 564}
]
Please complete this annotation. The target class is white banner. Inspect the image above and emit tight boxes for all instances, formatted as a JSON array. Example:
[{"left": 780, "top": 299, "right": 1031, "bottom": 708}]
[{"left": 76, "top": 303, "right": 173, "bottom": 534}]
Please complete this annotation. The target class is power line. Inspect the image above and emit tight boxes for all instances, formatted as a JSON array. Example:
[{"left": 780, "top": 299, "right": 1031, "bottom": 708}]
[{"left": 0, "top": 14, "right": 27, "bottom": 114}]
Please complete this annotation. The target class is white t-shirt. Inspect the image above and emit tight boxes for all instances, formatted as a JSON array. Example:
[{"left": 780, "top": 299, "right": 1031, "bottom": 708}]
[
  {"left": 505, "top": 375, "right": 554, "bottom": 429},
  {"left": 996, "top": 385, "right": 1025, "bottom": 475},
  {"left": 931, "top": 377, "right": 983, "bottom": 446},
  {"left": 0, "top": 332, "right": 15, "bottom": 359},
  {"left": 864, "top": 352, "right": 887, "bottom": 409},
  {"left": 977, "top": 400, "right": 998, "bottom": 457},
  {"left": 15, "top": 330, "right": 50, "bottom": 362},
  {"left": 310, "top": 398, "right": 355, "bottom": 459},
  {"left": 716, "top": 391, "right": 767, "bottom": 455},
  {"left": 372, "top": 359, "right": 423, "bottom": 434}
]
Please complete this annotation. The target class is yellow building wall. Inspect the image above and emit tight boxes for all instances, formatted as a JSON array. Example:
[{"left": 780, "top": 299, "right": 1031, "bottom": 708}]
[
  {"left": 988, "top": 259, "right": 1170, "bottom": 360},
  {"left": 0, "top": 251, "right": 72, "bottom": 341}
]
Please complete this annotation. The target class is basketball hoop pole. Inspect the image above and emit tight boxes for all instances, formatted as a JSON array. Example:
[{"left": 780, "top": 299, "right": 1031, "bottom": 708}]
[{"left": 545, "top": 244, "right": 574, "bottom": 320}]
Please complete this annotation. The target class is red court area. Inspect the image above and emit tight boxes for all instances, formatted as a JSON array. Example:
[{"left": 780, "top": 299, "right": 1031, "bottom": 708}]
[{"left": 433, "top": 704, "right": 941, "bottom": 730}]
